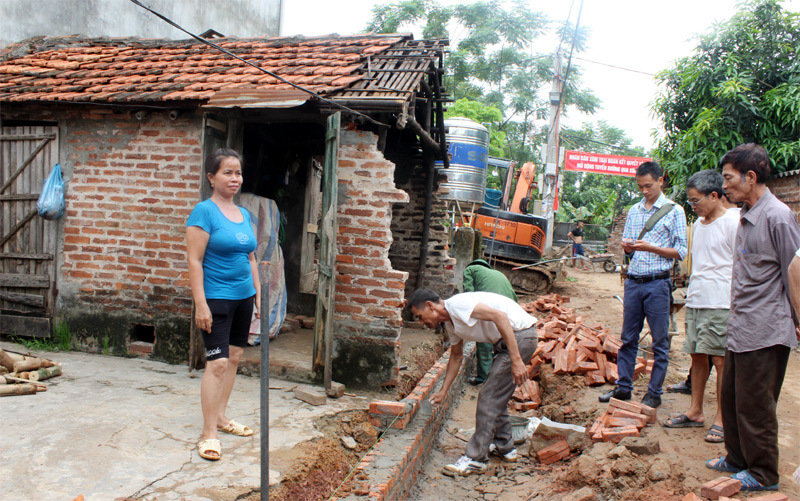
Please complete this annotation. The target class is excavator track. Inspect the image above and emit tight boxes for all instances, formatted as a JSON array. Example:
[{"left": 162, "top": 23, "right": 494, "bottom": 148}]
[{"left": 490, "top": 257, "right": 559, "bottom": 295}]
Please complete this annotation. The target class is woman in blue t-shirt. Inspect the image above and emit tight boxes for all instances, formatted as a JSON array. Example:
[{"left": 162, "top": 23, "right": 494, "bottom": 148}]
[{"left": 187, "top": 148, "right": 260, "bottom": 461}]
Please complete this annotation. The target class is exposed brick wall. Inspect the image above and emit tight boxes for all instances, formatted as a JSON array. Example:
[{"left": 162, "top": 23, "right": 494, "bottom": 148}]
[
  {"left": 59, "top": 109, "right": 201, "bottom": 317},
  {"left": 332, "top": 130, "right": 410, "bottom": 388},
  {"left": 1, "top": 104, "right": 200, "bottom": 362},
  {"left": 607, "top": 210, "right": 628, "bottom": 262},
  {"left": 767, "top": 174, "right": 800, "bottom": 222},
  {"left": 390, "top": 167, "right": 456, "bottom": 299}
]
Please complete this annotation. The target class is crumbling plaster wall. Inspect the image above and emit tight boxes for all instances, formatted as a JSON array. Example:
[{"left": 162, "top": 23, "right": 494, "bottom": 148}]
[{"left": 332, "top": 129, "right": 410, "bottom": 388}]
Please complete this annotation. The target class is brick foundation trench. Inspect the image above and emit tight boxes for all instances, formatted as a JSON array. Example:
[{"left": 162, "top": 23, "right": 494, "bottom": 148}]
[{"left": 341, "top": 342, "right": 477, "bottom": 500}]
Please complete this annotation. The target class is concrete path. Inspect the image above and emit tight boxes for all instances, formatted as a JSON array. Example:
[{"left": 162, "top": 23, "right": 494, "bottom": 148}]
[{"left": 0, "top": 342, "right": 370, "bottom": 501}]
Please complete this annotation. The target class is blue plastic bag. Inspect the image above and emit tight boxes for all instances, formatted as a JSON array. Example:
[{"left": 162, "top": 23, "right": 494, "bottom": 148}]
[{"left": 37, "top": 163, "right": 65, "bottom": 220}]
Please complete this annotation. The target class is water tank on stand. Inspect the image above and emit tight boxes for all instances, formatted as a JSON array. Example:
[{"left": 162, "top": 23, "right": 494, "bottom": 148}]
[{"left": 435, "top": 117, "right": 489, "bottom": 204}]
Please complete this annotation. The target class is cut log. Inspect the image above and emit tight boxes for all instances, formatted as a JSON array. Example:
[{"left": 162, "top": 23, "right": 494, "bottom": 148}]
[
  {"left": 0, "top": 382, "right": 36, "bottom": 396},
  {"left": 0, "top": 348, "right": 16, "bottom": 371},
  {"left": 29, "top": 365, "right": 61, "bottom": 382},
  {"left": 0, "top": 365, "right": 8, "bottom": 376},
  {"left": 13, "top": 358, "right": 43, "bottom": 372},
  {"left": 2, "top": 375, "right": 46, "bottom": 391}
]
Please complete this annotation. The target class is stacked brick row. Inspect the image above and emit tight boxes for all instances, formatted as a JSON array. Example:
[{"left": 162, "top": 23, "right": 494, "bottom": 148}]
[
  {"left": 588, "top": 397, "right": 657, "bottom": 443},
  {"left": 606, "top": 210, "right": 628, "bottom": 263},
  {"left": 60, "top": 109, "right": 200, "bottom": 316},
  {"left": 333, "top": 130, "right": 412, "bottom": 386},
  {"left": 389, "top": 165, "right": 455, "bottom": 299}
]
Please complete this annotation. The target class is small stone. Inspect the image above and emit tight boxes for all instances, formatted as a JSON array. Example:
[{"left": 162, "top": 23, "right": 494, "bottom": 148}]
[
  {"left": 563, "top": 487, "right": 597, "bottom": 501},
  {"left": 619, "top": 436, "right": 660, "bottom": 455},
  {"left": 607, "top": 445, "right": 627, "bottom": 459},
  {"left": 341, "top": 436, "right": 358, "bottom": 449},
  {"left": 326, "top": 381, "right": 345, "bottom": 398},
  {"left": 483, "top": 484, "right": 503, "bottom": 494},
  {"left": 294, "top": 388, "right": 326, "bottom": 406},
  {"left": 647, "top": 458, "right": 671, "bottom": 482}
]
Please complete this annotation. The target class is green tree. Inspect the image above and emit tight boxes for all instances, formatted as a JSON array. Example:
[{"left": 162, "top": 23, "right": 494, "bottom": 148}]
[
  {"left": 367, "top": 0, "right": 599, "bottom": 166},
  {"left": 653, "top": 0, "right": 800, "bottom": 190}
]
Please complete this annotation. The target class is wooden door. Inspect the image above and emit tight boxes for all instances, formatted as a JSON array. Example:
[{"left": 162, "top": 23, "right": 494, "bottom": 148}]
[
  {"left": 0, "top": 125, "right": 59, "bottom": 338},
  {"left": 312, "top": 112, "right": 339, "bottom": 387}
]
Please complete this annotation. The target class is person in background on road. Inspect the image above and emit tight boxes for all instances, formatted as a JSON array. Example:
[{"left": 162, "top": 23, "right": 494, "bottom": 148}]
[
  {"left": 462, "top": 259, "right": 519, "bottom": 386},
  {"left": 599, "top": 161, "right": 688, "bottom": 409},
  {"left": 667, "top": 193, "right": 739, "bottom": 396},
  {"left": 663, "top": 171, "right": 737, "bottom": 444},
  {"left": 187, "top": 148, "right": 260, "bottom": 461},
  {"left": 568, "top": 220, "right": 591, "bottom": 270},
  {"left": 705, "top": 144, "right": 800, "bottom": 492},
  {"left": 405, "top": 289, "right": 537, "bottom": 477}
]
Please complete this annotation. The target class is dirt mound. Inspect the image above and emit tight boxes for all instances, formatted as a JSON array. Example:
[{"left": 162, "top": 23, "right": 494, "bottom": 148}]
[
  {"left": 558, "top": 439, "right": 700, "bottom": 500},
  {"left": 267, "top": 410, "right": 378, "bottom": 501}
]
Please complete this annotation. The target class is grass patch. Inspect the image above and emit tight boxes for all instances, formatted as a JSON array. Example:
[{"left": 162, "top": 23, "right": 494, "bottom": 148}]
[{"left": 12, "top": 321, "right": 72, "bottom": 352}]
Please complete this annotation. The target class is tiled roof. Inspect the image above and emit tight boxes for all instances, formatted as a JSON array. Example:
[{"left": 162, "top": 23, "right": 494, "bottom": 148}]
[{"left": 0, "top": 34, "right": 428, "bottom": 106}]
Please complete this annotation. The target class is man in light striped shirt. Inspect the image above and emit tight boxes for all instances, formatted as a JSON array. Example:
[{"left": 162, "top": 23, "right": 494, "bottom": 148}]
[{"left": 599, "top": 161, "right": 688, "bottom": 409}]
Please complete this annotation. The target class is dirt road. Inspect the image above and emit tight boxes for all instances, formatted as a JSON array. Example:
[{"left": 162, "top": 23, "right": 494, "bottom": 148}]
[{"left": 410, "top": 268, "right": 800, "bottom": 500}]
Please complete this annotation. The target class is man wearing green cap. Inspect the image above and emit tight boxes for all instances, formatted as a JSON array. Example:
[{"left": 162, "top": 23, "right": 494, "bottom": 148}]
[{"left": 463, "top": 259, "right": 519, "bottom": 385}]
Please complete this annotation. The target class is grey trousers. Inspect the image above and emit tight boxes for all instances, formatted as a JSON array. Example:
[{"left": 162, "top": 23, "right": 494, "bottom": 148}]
[{"left": 465, "top": 327, "right": 538, "bottom": 460}]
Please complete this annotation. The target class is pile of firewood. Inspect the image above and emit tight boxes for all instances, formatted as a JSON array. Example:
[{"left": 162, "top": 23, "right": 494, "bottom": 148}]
[
  {"left": 588, "top": 397, "right": 657, "bottom": 443},
  {"left": 521, "top": 293, "right": 652, "bottom": 387},
  {"left": 0, "top": 347, "right": 61, "bottom": 396}
]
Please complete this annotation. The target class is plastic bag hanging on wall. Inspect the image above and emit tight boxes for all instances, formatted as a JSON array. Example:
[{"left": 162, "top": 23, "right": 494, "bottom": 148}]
[{"left": 37, "top": 163, "right": 66, "bottom": 220}]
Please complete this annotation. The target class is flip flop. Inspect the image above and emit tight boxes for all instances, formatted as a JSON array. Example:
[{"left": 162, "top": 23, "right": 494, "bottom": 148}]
[
  {"left": 705, "top": 424, "right": 724, "bottom": 443},
  {"left": 663, "top": 413, "right": 704, "bottom": 428},
  {"left": 218, "top": 419, "right": 253, "bottom": 437},
  {"left": 198, "top": 438, "right": 221, "bottom": 461},
  {"left": 731, "top": 470, "right": 779, "bottom": 491},
  {"left": 705, "top": 456, "right": 741, "bottom": 473},
  {"left": 666, "top": 380, "right": 692, "bottom": 394}
]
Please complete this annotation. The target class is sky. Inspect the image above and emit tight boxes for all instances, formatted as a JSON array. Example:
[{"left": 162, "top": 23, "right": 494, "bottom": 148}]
[{"left": 282, "top": 0, "right": 800, "bottom": 152}]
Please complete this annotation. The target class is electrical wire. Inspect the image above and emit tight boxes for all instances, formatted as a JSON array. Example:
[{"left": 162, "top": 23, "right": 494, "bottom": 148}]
[
  {"left": 561, "top": 133, "right": 641, "bottom": 154},
  {"left": 128, "top": 0, "right": 389, "bottom": 127},
  {"left": 572, "top": 56, "right": 655, "bottom": 76}
]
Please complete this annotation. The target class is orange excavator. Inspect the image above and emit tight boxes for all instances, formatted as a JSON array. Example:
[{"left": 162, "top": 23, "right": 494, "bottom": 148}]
[{"left": 471, "top": 162, "right": 560, "bottom": 293}]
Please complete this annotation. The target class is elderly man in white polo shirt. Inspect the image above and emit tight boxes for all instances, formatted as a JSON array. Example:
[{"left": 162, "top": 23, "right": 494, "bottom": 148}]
[{"left": 405, "top": 288, "right": 537, "bottom": 476}]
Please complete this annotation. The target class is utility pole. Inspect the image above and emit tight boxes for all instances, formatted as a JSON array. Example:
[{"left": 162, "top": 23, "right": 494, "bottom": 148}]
[{"left": 542, "top": 52, "right": 563, "bottom": 251}]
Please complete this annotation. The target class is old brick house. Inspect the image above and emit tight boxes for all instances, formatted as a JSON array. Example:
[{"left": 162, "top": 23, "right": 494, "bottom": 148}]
[{"left": 0, "top": 33, "right": 455, "bottom": 388}]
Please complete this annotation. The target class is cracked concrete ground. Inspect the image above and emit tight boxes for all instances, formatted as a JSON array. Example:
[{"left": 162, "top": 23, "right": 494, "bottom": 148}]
[{"left": 0, "top": 341, "right": 370, "bottom": 501}]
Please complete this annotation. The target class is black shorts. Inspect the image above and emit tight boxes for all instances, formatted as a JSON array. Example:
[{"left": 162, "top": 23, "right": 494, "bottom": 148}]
[{"left": 202, "top": 296, "right": 255, "bottom": 361}]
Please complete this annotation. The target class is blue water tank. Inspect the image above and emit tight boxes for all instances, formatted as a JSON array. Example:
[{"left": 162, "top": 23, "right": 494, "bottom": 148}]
[
  {"left": 484, "top": 188, "right": 502, "bottom": 208},
  {"left": 434, "top": 117, "right": 489, "bottom": 203}
]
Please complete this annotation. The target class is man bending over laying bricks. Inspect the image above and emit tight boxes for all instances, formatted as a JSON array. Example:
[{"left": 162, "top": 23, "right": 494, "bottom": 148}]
[{"left": 405, "top": 289, "right": 537, "bottom": 476}]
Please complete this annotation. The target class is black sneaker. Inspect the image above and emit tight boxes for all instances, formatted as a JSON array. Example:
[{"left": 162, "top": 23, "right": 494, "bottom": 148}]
[
  {"left": 468, "top": 377, "right": 485, "bottom": 386},
  {"left": 599, "top": 387, "right": 631, "bottom": 403},
  {"left": 641, "top": 392, "right": 662, "bottom": 408}
]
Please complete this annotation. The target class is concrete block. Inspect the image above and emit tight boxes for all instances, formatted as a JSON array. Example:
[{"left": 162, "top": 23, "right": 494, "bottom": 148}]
[
  {"left": 700, "top": 477, "right": 741, "bottom": 500},
  {"left": 326, "top": 381, "right": 345, "bottom": 398},
  {"left": 294, "top": 388, "right": 326, "bottom": 406},
  {"left": 619, "top": 436, "right": 660, "bottom": 455}
]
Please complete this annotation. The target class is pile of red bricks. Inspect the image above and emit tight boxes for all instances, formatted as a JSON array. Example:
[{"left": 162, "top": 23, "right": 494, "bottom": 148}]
[
  {"left": 535, "top": 438, "right": 570, "bottom": 465},
  {"left": 510, "top": 379, "right": 541, "bottom": 411},
  {"left": 684, "top": 491, "right": 787, "bottom": 501},
  {"left": 587, "top": 397, "right": 657, "bottom": 443},
  {"left": 522, "top": 293, "right": 652, "bottom": 387}
]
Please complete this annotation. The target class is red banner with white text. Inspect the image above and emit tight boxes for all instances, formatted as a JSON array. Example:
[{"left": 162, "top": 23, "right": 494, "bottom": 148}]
[{"left": 564, "top": 150, "right": 651, "bottom": 178}]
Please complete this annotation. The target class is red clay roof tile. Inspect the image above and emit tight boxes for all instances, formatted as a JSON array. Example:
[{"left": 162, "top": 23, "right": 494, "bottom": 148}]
[{"left": 0, "top": 34, "right": 444, "bottom": 106}]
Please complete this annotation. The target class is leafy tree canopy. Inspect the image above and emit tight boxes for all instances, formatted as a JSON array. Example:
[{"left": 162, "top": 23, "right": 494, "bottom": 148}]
[{"left": 653, "top": 0, "right": 800, "bottom": 190}]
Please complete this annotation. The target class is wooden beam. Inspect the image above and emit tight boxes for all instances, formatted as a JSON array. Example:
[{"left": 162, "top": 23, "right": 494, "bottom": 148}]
[
  {"left": 0, "top": 273, "right": 50, "bottom": 288},
  {"left": 0, "top": 136, "right": 55, "bottom": 194},
  {"left": 0, "top": 252, "right": 54, "bottom": 260},
  {"left": 0, "top": 291, "right": 45, "bottom": 308},
  {"left": 0, "top": 208, "right": 39, "bottom": 248},
  {"left": 0, "top": 314, "right": 51, "bottom": 338}
]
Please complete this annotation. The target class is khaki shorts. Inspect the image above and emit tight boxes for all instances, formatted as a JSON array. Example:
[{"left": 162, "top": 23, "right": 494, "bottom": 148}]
[{"left": 683, "top": 307, "right": 728, "bottom": 357}]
